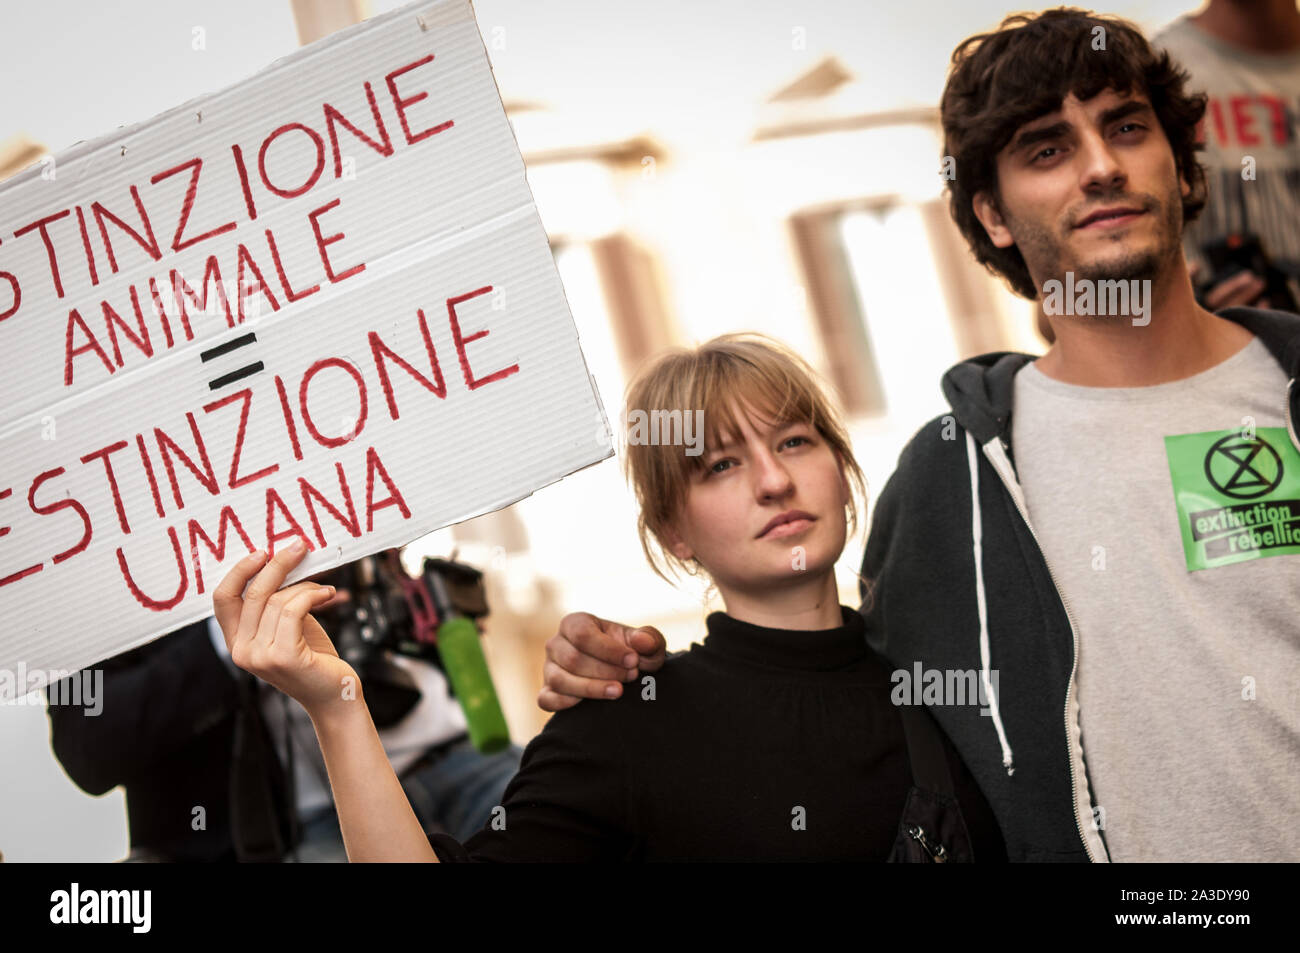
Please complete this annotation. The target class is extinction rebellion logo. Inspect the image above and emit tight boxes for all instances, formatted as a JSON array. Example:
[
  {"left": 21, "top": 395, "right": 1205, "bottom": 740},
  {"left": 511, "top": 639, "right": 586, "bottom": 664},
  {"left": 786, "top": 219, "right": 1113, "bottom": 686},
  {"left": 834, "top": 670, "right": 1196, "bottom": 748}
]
[
  {"left": 1165, "top": 427, "right": 1300, "bottom": 571},
  {"left": 1203, "top": 433, "right": 1283, "bottom": 500}
]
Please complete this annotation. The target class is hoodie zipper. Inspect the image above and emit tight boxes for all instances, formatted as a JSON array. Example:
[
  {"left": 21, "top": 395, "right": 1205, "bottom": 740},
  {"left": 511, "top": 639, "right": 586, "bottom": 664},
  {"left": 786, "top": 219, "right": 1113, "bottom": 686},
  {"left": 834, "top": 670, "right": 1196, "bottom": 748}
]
[
  {"left": 1285, "top": 380, "right": 1300, "bottom": 453},
  {"left": 906, "top": 825, "right": 949, "bottom": 862},
  {"left": 982, "top": 437, "right": 1102, "bottom": 863}
]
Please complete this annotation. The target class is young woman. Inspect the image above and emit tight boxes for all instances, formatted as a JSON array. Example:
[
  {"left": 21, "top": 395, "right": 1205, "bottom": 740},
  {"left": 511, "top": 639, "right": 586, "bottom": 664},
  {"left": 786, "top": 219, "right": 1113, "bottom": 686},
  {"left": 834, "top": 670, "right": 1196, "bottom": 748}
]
[{"left": 214, "top": 333, "right": 1005, "bottom": 861}]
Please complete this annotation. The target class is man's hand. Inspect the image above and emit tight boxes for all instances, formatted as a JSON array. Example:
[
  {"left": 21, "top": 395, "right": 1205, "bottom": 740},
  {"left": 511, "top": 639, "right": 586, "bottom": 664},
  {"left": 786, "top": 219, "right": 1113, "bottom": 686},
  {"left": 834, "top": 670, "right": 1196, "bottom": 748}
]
[
  {"left": 1193, "top": 262, "right": 1270, "bottom": 310},
  {"left": 538, "top": 612, "right": 667, "bottom": 712}
]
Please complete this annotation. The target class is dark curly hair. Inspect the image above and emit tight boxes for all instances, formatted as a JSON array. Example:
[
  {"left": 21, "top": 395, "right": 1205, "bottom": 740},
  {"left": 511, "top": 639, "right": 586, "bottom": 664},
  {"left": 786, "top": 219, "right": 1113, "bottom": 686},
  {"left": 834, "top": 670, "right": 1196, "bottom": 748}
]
[{"left": 940, "top": 7, "right": 1208, "bottom": 299}]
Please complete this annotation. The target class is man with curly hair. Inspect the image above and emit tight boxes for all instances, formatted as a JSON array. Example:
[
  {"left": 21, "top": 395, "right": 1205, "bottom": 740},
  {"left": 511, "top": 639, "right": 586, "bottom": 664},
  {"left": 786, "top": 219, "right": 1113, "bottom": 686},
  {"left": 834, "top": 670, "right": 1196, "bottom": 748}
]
[{"left": 539, "top": 8, "right": 1300, "bottom": 862}]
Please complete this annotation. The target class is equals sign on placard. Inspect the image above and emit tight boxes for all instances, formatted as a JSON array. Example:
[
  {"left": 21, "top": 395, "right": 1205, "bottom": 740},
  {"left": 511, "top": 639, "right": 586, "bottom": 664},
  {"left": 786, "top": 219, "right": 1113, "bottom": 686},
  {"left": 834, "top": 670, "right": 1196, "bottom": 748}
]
[{"left": 201, "top": 332, "right": 264, "bottom": 390}]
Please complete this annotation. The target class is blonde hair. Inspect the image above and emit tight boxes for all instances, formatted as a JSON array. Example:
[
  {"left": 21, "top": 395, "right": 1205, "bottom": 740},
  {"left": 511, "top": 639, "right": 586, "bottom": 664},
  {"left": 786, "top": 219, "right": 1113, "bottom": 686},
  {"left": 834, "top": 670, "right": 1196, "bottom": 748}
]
[{"left": 621, "top": 332, "right": 867, "bottom": 586}]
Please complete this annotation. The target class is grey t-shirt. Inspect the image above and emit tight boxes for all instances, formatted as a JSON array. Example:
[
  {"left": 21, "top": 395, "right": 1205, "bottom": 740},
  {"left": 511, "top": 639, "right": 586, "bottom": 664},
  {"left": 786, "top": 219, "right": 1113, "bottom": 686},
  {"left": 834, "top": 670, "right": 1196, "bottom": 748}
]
[{"left": 1011, "top": 336, "right": 1300, "bottom": 861}]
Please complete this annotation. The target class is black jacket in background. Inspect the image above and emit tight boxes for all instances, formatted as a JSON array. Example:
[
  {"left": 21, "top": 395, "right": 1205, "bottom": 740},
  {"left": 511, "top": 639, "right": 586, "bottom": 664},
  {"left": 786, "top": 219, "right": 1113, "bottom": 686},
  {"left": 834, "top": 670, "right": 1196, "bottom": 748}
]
[{"left": 45, "top": 621, "right": 295, "bottom": 862}]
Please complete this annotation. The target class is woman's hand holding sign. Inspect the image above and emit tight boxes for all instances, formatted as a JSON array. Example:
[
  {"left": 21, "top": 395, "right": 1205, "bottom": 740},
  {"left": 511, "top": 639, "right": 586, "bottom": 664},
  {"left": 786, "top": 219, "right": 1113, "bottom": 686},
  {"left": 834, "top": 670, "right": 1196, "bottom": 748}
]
[
  {"left": 212, "top": 539, "right": 437, "bottom": 862},
  {"left": 213, "top": 540, "right": 357, "bottom": 718}
]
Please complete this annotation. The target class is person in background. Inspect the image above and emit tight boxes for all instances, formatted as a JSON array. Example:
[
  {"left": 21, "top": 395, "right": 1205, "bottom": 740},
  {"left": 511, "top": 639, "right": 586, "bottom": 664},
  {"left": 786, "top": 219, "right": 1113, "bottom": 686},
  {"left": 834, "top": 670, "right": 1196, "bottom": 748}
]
[
  {"left": 1153, "top": 0, "right": 1300, "bottom": 311},
  {"left": 47, "top": 550, "right": 521, "bottom": 862}
]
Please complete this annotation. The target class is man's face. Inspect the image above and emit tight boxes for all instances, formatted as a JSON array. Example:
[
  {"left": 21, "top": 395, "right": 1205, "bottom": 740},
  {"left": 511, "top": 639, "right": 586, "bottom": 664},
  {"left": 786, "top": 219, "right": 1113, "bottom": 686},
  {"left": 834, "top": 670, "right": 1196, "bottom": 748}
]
[
  {"left": 976, "top": 88, "right": 1188, "bottom": 301},
  {"left": 663, "top": 400, "right": 850, "bottom": 598}
]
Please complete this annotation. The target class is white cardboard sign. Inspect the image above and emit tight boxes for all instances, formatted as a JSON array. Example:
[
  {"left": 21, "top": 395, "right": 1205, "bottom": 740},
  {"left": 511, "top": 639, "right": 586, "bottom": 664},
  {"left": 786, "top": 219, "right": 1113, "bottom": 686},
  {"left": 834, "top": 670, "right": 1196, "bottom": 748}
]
[{"left": 0, "top": 0, "right": 611, "bottom": 699}]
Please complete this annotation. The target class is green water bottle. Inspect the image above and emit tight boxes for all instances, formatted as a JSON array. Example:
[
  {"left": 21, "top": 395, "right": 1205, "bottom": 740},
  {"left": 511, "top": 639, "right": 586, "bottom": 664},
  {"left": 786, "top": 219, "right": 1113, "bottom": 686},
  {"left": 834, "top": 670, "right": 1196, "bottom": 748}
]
[{"left": 428, "top": 572, "right": 510, "bottom": 753}]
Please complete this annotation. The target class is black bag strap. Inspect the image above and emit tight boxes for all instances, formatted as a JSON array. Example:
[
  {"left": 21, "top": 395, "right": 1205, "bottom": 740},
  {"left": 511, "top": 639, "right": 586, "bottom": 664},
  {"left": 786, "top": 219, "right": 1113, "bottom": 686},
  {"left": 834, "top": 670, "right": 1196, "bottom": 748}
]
[
  {"left": 230, "top": 672, "right": 296, "bottom": 862},
  {"left": 896, "top": 703, "right": 955, "bottom": 796}
]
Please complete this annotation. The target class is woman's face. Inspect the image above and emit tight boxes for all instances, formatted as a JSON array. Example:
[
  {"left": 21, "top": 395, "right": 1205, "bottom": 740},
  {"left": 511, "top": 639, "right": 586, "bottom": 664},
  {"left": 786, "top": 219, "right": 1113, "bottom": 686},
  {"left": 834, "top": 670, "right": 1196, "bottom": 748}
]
[{"left": 664, "top": 400, "right": 850, "bottom": 597}]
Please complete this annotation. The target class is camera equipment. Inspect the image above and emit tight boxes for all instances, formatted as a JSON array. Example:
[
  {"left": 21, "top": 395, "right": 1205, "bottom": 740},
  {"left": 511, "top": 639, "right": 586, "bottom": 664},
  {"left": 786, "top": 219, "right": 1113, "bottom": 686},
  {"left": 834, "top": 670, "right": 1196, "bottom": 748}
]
[
  {"left": 1198, "top": 233, "right": 1300, "bottom": 312},
  {"left": 313, "top": 552, "right": 508, "bottom": 748}
]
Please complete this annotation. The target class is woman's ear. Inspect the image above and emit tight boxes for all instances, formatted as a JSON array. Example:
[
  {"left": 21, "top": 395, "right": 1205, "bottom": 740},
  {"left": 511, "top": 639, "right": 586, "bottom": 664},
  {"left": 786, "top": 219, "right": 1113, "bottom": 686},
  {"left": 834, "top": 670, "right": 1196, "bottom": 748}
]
[
  {"left": 833, "top": 449, "right": 851, "bottom": 508},
  {"left": 661, "top": 520, "right": 694, "bottom": 562}
]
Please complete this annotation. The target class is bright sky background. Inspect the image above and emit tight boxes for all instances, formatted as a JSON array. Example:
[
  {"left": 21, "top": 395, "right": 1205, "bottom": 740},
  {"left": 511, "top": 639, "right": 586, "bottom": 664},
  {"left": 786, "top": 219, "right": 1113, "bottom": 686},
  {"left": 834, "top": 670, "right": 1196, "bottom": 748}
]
[{"left": 3, "top": 0, "right": 1203, "bottom": 157}]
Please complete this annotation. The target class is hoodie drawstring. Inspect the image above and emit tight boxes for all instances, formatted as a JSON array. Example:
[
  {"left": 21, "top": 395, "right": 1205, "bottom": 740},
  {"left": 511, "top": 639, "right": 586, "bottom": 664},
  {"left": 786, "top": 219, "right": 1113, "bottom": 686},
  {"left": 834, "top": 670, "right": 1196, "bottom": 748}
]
[{"left": 965, "top": 431, "right": 1015, "bottom": 776}]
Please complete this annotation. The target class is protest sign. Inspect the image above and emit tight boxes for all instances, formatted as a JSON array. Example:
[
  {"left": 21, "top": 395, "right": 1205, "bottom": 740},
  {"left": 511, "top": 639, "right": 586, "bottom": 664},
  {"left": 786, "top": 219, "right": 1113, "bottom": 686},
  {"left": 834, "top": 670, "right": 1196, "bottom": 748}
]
[{"left": 0, "top": 0, "right": 612, "bottom": 700}]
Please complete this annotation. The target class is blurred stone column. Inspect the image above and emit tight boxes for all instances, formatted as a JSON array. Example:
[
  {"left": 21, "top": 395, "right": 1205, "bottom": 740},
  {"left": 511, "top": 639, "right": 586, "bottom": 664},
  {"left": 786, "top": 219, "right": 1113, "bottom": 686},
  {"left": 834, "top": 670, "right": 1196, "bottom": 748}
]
[
  {"left": 290, "top": 0, "right": 370, "bottom": 46},
  {"left": 0, "top": 135, "right": 46, "bottom": 183}
]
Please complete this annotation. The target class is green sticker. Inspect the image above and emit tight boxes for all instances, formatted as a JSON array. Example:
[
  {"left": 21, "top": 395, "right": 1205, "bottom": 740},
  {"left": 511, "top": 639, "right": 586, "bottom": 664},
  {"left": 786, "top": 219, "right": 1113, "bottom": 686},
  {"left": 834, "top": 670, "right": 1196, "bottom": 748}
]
[{"left": 1164, "top": 426, "right": 1300, "bottom": 571}]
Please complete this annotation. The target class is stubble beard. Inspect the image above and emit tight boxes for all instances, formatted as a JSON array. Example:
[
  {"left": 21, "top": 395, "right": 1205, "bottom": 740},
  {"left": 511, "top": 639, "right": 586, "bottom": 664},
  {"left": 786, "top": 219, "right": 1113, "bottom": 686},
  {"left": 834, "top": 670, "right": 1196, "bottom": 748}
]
[{"left": 1016, "top": 183, "right": 1184, "bottom": 323}]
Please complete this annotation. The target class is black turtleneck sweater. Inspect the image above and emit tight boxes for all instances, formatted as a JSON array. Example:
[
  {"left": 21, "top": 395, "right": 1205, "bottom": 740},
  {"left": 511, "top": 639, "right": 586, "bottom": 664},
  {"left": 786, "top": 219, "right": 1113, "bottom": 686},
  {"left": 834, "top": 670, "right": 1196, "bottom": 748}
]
[{"left": 431, "top": 605, "right": 1005, "bottom": 862}]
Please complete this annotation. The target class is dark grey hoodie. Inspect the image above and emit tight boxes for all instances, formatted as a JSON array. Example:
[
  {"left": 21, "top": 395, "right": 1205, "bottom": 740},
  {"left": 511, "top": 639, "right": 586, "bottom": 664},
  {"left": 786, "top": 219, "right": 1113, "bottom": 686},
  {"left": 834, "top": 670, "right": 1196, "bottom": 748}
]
[{"left": 857, "top": 305, "right": 1300, "bottom": 862}]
